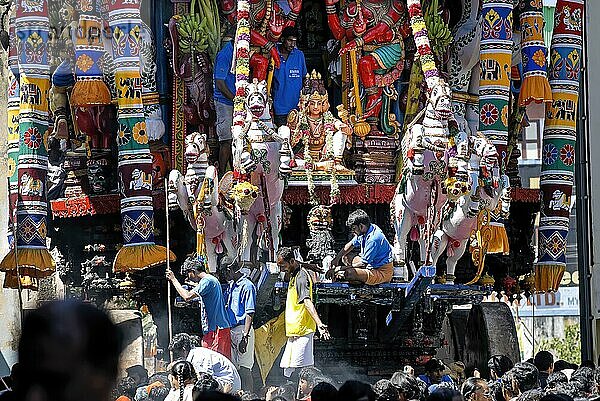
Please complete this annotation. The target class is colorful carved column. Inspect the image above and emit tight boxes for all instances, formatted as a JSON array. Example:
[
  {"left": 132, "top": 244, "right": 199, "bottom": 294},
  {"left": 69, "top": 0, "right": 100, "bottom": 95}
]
[
  {"left": 107, "top": 0, "right": 174, "bottom": 272},
  {"left": 518, "top": 0, "right": 552, "bottom": 106},
  {"left": 0, "top": 0, "right": 55, "bottom": 276},
  {"left": 477, "top": 0, "right": 513, "bottom": 255},
  {"left": 536, "top": 0, "right": 583, "bottom": 292}
]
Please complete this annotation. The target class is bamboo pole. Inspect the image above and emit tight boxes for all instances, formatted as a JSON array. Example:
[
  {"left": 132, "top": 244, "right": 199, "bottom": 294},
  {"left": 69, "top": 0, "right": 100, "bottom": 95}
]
[{"left": 164, "top": 178, "right": 173, "bottom": 362}]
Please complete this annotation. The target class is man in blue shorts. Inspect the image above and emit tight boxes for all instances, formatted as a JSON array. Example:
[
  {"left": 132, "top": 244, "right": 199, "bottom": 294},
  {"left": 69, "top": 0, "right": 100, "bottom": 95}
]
[
  {"left": 213, "top": 30, "right": 236, "bottom": 176},
  {"left": 272, "top": 27, "right": 307, "bottom": 127}
]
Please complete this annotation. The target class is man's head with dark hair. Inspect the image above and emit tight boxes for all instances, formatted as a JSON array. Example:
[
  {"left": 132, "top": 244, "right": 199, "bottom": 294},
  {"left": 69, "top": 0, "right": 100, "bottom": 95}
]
[
  {"left": 338, "top": 380, "right": 377, "bottom": 401},
  {"left": 148, "top": 385, "right": 169, "bottom": 401},
  {"left": 281, "top": 27, "right": 299, "bottom": 40},
  {"left": 347, "top": 209, "right": 371, "bottom": 230},
  {"left": 192, "top": 372, "right": 219, "bottom": 397},
  {"left": 488, "top": 355, "right": 514, "bottom": 379},
  {"left": 375, "top": 379, "right": 401, "bottom": 401},
  {"left": 117, "top": 376, "right": 137, "bottom": 399},
  {"left": 276, "top": 246, "right": 298, "bottom": 273},
  {"left": 126, "top": 365, "right": 148, "bottom": 386},
  {"left": 298, "top": 367, "right": 322, "bottom": 397},
  {"left": 461, "top": 378, "right": 488, "bottom": 401},
  {"left": 280, "top": 26, "right": 299, "bottom": 54},
  {"left": 534, "top": 351, "right": 554, "bottom": 373},
  {"left": 425, "top": 358, "right": 447, "bottom": 384},
  {"left": 391, "top": 371, "right": 423, "bottom": 401},
  {"left": 516, "top": 389, "right": 544, "bottom": 401},
  {"left": 181, "top": 255, "right": 207, "bottom": 276},
  {"left": 16, "top": 300, "right": 122, "bottom": 401},
  {"left": 546, "top": 371, "right": 568, "bottom": 390},
  {"left": 311, "top": 381, "right": 338, "bottom": 401},
  {"left": 554, "top": 360, "right": 577, "bottom": 372},
  {"left": 510, "top": 362, "right": 539, "bottom": 392},
  {"left": 570, "top": 367, "right": 594, "bottom": 395},
  {"left": 168, "top": 332, "right": 199, "bottom": 360},
  {"left": 218, "top": 255, "right": 238, "bottom": 282}
]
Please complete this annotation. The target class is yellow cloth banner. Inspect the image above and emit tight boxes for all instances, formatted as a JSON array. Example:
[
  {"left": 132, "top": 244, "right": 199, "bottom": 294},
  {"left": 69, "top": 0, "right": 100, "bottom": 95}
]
[{"left": 254, "top": 312, "right": 287, "bottom": 384}]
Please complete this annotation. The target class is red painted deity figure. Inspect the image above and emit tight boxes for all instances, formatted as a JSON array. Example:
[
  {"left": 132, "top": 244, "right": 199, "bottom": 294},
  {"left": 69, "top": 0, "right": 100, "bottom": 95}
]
[
  {"left": 326, "top": 0, "right": 411, "bottom": 120},
  {"left": 220, "top": 0, "right": 303, "bottom": 80}
]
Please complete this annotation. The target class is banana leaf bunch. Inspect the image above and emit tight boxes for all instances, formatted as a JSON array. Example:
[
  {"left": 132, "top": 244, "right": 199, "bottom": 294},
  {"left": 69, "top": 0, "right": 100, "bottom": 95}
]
[
  {"left": 175, "top": 0, "right": 221, "bottom": 61},
  {"left": 424, "top": 0, "right": 453, "bottom": 60}
]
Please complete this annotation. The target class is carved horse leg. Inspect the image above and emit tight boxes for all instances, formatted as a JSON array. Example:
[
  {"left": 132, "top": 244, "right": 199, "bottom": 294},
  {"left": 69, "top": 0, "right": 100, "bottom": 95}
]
[
  {"left": 430, "top": 229, "right": 449, "bottom": 271},
  {"left": 392, "top": 192, "right": 414, "bottom": 266},
  {"left": 445, "top": 240, "right": 468, "bottom": 283},
  {"left": 205, "top": 235, "right": 219, "bottom": 273},
  {"left": 221, "top": 221, "right": 238, "bottom": 262},
  {"left": 240, "top": 214, "right": 258, "bottom": 262}
]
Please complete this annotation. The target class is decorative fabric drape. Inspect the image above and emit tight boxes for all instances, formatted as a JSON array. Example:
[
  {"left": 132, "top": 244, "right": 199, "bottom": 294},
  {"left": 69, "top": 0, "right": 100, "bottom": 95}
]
[
  {"left": 0, "top": 0, "right": 55, "bottom": 277},
  {"left": 518, "top": 0, "right": 552, "bottom": 106},
  {"left": 477, "top": 0, "right": 514, "bottom": 254},
  {"left": 107, "top": 0, "right": 174, "bottom": 272},
  {"left": 536, "top": 0, "right": 583, "bottom": 292}
]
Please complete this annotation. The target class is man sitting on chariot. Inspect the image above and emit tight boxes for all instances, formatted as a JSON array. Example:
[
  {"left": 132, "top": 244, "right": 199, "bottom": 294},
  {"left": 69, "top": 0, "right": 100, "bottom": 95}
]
[{"left": 329, "top": 209, "right": 394, "bottom": 285}]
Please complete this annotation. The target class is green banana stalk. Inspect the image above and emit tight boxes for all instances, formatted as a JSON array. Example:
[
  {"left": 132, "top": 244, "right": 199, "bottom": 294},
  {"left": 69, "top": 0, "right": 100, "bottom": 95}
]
[{"left": 424, "top": 0, "right": 453, "bottom": 59}]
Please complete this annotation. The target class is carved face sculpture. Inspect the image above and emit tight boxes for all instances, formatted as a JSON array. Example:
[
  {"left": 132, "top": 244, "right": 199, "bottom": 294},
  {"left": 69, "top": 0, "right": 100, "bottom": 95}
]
[
  {"left": 307, "top": 98, "right": 324, "bottom": 119},
  {"left": 184, "top": 132, "right": 207, "bottom": 165},
  {"left": 246, "top": 79, "right": 268, "bottom": 118},
  {"left": 87, "top": 161, "right": 109, "bottom": 194},
  {"left": 446, "top": 178, "right": 471, "bottom": 202},
  {"left": 429, "top": 80, "right": 453, "bottom": 120},
  {"left": 307, "top": 205, "right": 333, "bottom": 231}
]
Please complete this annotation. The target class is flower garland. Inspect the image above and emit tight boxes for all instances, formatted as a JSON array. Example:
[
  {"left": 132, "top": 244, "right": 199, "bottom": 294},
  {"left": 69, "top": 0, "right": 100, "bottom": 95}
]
[
  {"left": 233, "top": 0, "right": 251, "bottom": 128},
  {"left": 295, "top": 110, "right": 340, "bottom": 205},
  {"left": 407, "top": 0, "right": 440, "bottom": 90}
]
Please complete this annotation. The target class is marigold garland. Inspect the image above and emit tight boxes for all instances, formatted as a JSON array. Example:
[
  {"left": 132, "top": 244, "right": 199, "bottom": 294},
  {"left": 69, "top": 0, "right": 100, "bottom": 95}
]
[
  {"left": 407, "top": 0, "right": 440, "bottom": 89},
  {"left": 233, "top": 0, "right": 251, "bottom": 127}
]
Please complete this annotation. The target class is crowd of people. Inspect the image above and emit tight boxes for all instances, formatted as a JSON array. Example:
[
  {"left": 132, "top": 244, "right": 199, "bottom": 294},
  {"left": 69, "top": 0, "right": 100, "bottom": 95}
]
[
  {"left": 106, "top": 349, "right": 600, "bottom": 401},
  {"left": 1, "top": 297, "right": 595, "bottom": 401}
]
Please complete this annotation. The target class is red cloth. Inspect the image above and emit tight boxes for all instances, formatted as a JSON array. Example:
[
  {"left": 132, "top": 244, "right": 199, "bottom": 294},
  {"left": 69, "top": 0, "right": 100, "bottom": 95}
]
[{"left": 202, "top": 327, "right": 231, "bottom": 359}]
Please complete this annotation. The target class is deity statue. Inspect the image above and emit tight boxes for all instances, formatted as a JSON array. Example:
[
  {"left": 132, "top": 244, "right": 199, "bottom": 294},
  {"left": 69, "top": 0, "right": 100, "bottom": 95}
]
[
  {"left": 326, "top": 0, "right": 411, "bottom": 128},
  {"left": 286, "top": 71, "right": 354, "bottom": 175},
  {"left": 220, "top": 0, "right": 303, "bottom": 80}
]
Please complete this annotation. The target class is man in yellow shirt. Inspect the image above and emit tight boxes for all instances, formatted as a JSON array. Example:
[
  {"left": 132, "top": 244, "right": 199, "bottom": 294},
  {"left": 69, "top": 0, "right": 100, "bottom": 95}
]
[{"left": 276, "top": 247, "right": 330, "bottom": 378}]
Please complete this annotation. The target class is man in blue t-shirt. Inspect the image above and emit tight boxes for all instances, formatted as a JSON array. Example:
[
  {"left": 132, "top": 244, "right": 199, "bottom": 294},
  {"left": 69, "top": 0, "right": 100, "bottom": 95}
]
[
  {"left": 272, "top": 27, "right": 307, "bottom": 127},
  {"left": 330, "top": 209, "right": 394, "bottom": 285},
  {"left": 166, "top": 257, "right": 231, "bottom": 359},
  {"left": 417, "top": 358, "right": 455, "bottom": 390},
  {"left": 213, "top": 31, "right": 237, "bottom": 176},
  {"left": 221, "top": 258, "right": 257, "bottom": 391}
]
